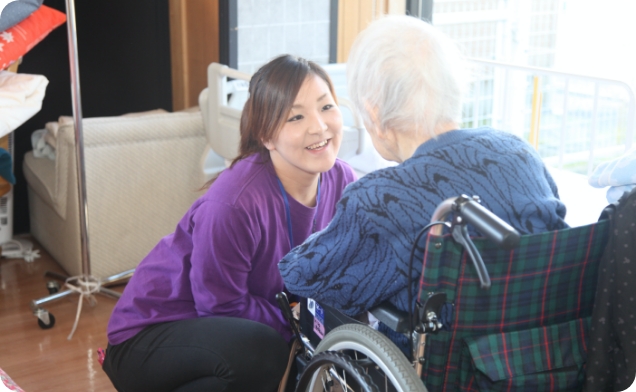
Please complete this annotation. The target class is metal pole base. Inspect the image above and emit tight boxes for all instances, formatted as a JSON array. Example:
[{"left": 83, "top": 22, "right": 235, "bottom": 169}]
[{"left": 30, "top": 268, "right": 134, "bottom": 330}]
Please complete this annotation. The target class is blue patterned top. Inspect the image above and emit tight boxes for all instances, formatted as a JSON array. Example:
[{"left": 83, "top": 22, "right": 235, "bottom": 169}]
[{"left": 279, "top": 127, "right": 568, "bottom": 318}]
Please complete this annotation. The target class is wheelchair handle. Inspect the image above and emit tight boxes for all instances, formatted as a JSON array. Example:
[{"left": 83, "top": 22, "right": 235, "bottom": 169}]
[
  {"left": 454, "top": 196, "right": 520, "bottom": 250},
  {"left": 276, "top": 292, "right": 303, "bottom": 341},
  {"left": 431, "top": 195, "right": 520, "bottom": 250},
  {"left": 453, "top": 224, "right": 491, "bottom": 288}
]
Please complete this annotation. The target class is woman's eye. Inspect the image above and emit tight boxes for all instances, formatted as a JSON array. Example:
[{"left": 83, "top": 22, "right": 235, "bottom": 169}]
[
  {"left": 322, "top": 104, "right": 334, "bottom": 111},
  {"left": 287, "top": 114, "right": 303, "bottom": 122}
]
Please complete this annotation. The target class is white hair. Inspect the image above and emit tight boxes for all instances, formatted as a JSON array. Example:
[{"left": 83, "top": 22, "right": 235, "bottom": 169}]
[{"left": 347, "top": 15, "right": 467, "bottom": 139}]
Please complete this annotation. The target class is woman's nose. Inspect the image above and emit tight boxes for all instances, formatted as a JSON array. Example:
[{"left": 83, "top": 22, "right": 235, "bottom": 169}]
[{"left": 308, "top": 112, "right": 328, "bottom": 134}]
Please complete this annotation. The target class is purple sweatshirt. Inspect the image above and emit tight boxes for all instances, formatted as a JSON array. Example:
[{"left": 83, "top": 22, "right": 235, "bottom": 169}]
[{"left": 107, "top": 154, "right": 357, "bottom": 345}]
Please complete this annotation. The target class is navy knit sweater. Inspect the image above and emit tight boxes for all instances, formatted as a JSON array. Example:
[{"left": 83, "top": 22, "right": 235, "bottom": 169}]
[{"left": 279, "top": 127, "right": 567, "bottom": 330}]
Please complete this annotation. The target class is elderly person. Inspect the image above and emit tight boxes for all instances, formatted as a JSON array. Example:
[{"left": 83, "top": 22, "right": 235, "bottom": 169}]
[{"left": 278, "top": 15, "right": 567, "bottom": 350}]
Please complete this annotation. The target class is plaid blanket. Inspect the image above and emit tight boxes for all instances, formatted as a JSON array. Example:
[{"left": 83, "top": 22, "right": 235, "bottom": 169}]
[{"left": 418, "top": 220, "right": 609, "bottom": 392}]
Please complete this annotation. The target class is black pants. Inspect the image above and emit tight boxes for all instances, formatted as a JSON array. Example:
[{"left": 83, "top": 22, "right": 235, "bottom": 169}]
[{"left": 103, "top": 317, "right": 289, "bottom": 392}]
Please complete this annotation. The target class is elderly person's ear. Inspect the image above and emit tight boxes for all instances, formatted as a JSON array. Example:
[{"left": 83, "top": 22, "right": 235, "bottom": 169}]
[
  {"left": 364, "top": 103, "right": 397, "bottom": 144},
  {"left": 363, "top": 102, "right": 382, "bottom": 133}
]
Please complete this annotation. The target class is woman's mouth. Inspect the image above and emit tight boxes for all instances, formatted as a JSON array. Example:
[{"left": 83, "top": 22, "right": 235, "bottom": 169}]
[{"left": 306, "top": 139, "right": 330, "bottom": 150}]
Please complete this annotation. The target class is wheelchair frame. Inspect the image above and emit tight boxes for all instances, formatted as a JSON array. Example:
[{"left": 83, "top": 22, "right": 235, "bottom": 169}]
[{"left": 278, "top": 195, "right": 523, "bottom": 392}]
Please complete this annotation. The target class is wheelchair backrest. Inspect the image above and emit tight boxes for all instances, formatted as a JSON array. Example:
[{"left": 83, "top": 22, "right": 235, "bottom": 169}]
[{"left": 418, "top": 219, "right": 610, "bottom": 391}]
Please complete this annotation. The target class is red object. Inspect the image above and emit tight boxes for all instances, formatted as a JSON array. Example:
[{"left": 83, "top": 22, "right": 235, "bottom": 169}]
[
  {"left": 97, "top": 347, "right": 106, "bottom": 366},
  {"left": 0, "top": 366, "right": 25, "bottom": 392},
  {"left": 0, "top": 5, "right": 67, "bottom": 70}
]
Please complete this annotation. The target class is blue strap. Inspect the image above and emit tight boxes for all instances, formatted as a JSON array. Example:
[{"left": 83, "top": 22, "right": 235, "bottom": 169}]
[
  {"left": 276, "top": 177, "right": 295, "bottom": 249},
  {"left": 313, "top": 179, "right": 321, "bottom": 233},
  {"left": 276, "top": 176, "right": 321, "bottom": 250}
]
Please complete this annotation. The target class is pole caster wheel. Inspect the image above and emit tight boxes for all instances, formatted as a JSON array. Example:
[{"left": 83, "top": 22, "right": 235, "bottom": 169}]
[
  {"left": 34, "top": 308, "right": 56, "bottom": 329},
  {"left": 47, "top": 281, "right": 60, "bottom": 294}
]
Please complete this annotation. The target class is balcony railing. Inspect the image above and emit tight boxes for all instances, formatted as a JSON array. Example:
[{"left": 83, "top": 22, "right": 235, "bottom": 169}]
[{"left": 466, "top": 58, "right": 636, "bottom": 176}]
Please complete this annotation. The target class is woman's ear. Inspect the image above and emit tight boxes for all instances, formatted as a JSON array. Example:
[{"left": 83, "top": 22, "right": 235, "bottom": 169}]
[{"left": 262, "top": 138, "right": 275, "bottom": 151}]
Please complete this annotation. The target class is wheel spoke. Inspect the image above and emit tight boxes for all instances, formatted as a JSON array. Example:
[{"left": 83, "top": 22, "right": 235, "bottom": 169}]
[
  {"left": 328, "top": 366, "right": 354, "bottom": 392},
  {"left": 312, "top": 324, "right": 427, "bottom": 392},
  {"left": 297, "top": 351, "right": 380, "bottom": 392}
]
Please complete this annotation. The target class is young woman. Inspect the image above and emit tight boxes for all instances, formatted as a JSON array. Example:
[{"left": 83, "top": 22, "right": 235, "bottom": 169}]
[{"left": 102, "top": 55, "right": 357, "bottom": 392}]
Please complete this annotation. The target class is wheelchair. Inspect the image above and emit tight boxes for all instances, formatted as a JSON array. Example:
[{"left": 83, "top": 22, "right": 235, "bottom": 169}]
[{"left": 277, "top": 195, "right": 611, "bottom": 392}]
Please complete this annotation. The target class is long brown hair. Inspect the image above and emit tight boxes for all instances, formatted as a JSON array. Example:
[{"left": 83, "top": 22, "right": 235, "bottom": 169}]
[{"left": 203, "top": 54, "right": 337, "bottom": 188}]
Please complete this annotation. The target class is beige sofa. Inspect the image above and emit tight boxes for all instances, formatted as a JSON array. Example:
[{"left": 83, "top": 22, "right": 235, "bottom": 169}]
[{"left": 23, "top": 110, "right": 207, "bottom": 278}]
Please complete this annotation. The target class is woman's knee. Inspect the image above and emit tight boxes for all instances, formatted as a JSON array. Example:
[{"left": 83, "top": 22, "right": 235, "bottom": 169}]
[{"left": 220, "top": 319, "right": 290, "bottom": 391}]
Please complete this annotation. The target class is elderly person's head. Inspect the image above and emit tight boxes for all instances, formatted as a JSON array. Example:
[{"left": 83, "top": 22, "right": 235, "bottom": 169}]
[{"left": 347, "top": 15, "right": 466, "bottom": 162}]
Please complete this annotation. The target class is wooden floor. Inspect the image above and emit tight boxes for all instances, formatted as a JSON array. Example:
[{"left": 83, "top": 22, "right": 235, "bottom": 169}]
[{"left": 0, "top": 237, "right": 120, "bottom": 391}]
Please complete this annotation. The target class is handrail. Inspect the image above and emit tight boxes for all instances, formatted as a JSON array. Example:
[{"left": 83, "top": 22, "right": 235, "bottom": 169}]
[
  {"left": 468, "top": 58, "right": 636, "bottom": 172},
  {"left": 469, "top": 58, "right": 636, "bottom": 93},
  {"left": 216, "top": 65, "right": 252, "bottom": 83}
]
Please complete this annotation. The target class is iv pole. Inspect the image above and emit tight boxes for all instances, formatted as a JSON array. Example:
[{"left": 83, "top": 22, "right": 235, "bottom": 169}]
[{"left": 29, "top": 0, "right": 134, "bottom": 337}]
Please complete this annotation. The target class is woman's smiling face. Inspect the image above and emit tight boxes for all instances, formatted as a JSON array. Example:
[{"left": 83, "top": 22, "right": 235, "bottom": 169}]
[{"left": 265, "top": 74, "right": 343, "bottom": 180}]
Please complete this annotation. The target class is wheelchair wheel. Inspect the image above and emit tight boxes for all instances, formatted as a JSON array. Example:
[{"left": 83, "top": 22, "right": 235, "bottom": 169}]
[
  {"left": 314, "top": 324, "right": 427, "bottom": 392},
  {"left": 297, "top": 351, "right": 379, "bottom": 392}
]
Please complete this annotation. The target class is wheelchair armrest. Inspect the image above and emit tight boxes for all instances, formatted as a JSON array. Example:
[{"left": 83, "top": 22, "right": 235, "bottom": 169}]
[{"left": 369, "top": 302, "right": 410, "bottom": 334}]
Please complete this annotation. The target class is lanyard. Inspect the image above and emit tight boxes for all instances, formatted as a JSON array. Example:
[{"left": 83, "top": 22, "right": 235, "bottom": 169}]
[{"left": 276, "top": 176, "right": 321, "bottom": 249}]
